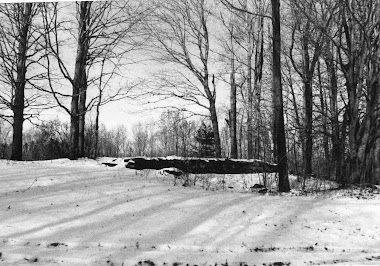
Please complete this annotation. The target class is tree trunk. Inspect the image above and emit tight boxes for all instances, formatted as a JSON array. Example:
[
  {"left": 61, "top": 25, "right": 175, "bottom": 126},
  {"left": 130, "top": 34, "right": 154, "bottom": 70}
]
[
  {"left": 69, "top": 111, "right": 79, "bottom": 159},
  {"left": 247, "top": 36, "right": 254, "bottom": 159},
  {"left": 254, "top": 14, "right": 264, "bottom": 159},
  {"left": 300, "top": 23, "right": 320, "bottom": 177},
  {"left": 11, "top": 108, "right": 24, "bottom": 161},
  {"left": 324, "top": 46, "right": 343, "bottom": 181},
  {"left": 229, "top": 90, "right": 238, "bottom": 158},
  {"left": 78, "top": 71, "right": 88, "bottom": 157},
  {"left": 345, "top": 62, "right": 361, "bottom": 183},
  {"left": 229, "top": 27, "right": 238, "bottom": 159},
  {"left": 271, "top": 0, "right": 290, "bottom": 192},
  {"left": 71, "top": 1, "right": 90, "bottom": 159},
  {"left": 94, "top": 99, "right": 100, "bottom": 159},
  {"left": 304, "top": 79, "right": 313, "bottom": 176},
  {"left": 210, "top": 99, "right": 222, "bottom": 158},
  {"left": 93, "top": 59, "right": 105, "bottom": 159},
  {"left": 209, "top": 76, "right": 222, "bottom": 158},
  {"left": 10, "top": 3, "right": 33, "bottom": 161},
  {"left": 317, "top": 61, "right": 330, "bottom": 167},
  {"left": 239, "top": 113, "right": 244, "bottom": 158},
  {"left": 357, "top": 76, "right": 380, "bottom": 184},
  {"left": 285, "top": 57, "right": 303, "bottom": 175}
]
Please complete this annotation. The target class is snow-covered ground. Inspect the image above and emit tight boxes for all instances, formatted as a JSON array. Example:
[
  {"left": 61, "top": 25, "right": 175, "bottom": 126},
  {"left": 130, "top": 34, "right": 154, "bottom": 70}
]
[{"left": 0, "top": 158, "right": 379, "bottom": 265}]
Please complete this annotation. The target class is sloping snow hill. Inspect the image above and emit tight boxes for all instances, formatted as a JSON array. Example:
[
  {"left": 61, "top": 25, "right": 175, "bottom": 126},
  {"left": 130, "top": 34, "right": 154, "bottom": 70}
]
[{"left": 0, "top": 159, "right": 379, "bottom": 265}]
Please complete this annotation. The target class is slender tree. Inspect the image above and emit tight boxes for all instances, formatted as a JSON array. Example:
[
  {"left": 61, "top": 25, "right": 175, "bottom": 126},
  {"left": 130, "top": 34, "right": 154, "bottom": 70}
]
[
  {"left": 145, "top": 0, "right": 222, "bottom": 158},
  {"left": 288, "top": 0, "right": 335, "bottom": 177},
  {"left": 43, "top": 1, "right": 148, "bottom": 159},
  {"left": 0, "top": 3, "right": 49, "bottom": 160},
  {"left": 214, "top": 10, "right": 243, "bottom": 159},
  {"left": 253, "top": 1, "right": 265, "bottom": 159},
  {"left": 336, "top": 0, "right": 380, "bottom": 183},
  {"left": 271, "top": 0, "right": 290, "bottom": 192},
  {"left": 229, "top": 25, "right": 238, "bottom": 159},
  {"left": 221, "top": 0, "right": 268, "bottom": 160}
]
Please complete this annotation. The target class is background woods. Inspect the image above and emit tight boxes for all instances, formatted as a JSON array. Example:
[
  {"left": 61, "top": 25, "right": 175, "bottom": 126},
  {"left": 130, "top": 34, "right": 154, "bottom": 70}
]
[{"left": 0, "top": 0, "right": 380, "bottom": 188}]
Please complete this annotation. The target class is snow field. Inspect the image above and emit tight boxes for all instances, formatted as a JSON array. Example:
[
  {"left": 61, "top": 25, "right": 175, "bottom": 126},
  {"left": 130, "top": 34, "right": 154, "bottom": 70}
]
[{"left": 0, "top": 159, "right": 379, "bottom": 265}]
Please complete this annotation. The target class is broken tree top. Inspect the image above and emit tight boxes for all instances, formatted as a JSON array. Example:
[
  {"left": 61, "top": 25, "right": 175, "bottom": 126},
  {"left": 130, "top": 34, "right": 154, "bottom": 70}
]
[{"left": 124, "top": 156, "right": 277, "bottom": 174}]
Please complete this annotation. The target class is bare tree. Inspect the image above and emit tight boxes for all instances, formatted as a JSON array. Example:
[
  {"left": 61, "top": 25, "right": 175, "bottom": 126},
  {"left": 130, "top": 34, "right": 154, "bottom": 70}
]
[
  {"left": 271, "top": 0, "right": 290, "bottom": 192},
  {"left": 156, "top": 110, "right": 197, "bottom": 157},
  {"left": 322, "top": 41, "right": 345, "bottom": 181},
  {"left": 43, "top": 1, "right": 149, "bottom": 159},
  {"left": 220, "top": 0, "right": 268, "bottom": 160},
  {"left": 336, "top": 1, "right": 380, "bottom": 183},
  {"left": 145, "top": 0, "right": 222, "bottom": 158},
  {"left": 288, "top": 0, "right": 336, "bottom": 177},
  {"left": 290, "top": 0, "right": 380, "bottom": 184},
  {"left": 0, "top": 3, "right": 51, "bottom": 160},
  {"left": 229, "top": 25, "right": 238, "bottom": 159},
  {"left": 222, "top": 0, "right": 290, "bottom": 190},
  {"left": 92, "top": 59, "right": 141, "bottom": 158}
]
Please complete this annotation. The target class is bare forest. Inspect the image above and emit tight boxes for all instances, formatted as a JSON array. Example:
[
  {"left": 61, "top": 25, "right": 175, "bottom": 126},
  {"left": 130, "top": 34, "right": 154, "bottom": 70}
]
[{"left": 1, "top": 0, "right": 380, "bottom": 189}]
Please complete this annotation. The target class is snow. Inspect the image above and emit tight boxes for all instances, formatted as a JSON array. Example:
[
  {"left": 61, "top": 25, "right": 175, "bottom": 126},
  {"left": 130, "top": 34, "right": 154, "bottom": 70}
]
[{"left": 0, "top": 159, "right": 380, "bottom": 265}]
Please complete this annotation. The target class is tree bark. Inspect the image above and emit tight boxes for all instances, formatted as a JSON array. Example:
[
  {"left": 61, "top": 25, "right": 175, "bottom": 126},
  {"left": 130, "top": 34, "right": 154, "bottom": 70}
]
[
  {"left": 247, "top": 26, "right": 254, "bottom": 159},
  {"left": 299, "top": 21, "right": 321, "bottom": 177},
  {"left": 271, "top": 0, "right": 290, "bottom": 192},
  {"left": 337, "top": 1, "right": 380, "bottom": 184},
  {"left": 71, "top": 1, "right": 90, "bottom": 159},
  {"left": 78, "top": 70, "right": 88, "bottom": 157},
  {"left": 254, "top": 13, "right": 264, "bottom": 159},
  {"left": 10, "top": 3, "right": 33, "bottom": 161},
  {"left": 324, "top": 46, "right": 343, "bottom": 181},
  {"left": 229, "top": 27, "right": 238, "bottom": 159},
  {"left": 93, "top": 60, "right": 105, "bottom": 159},
  {"left": 341, "top": 11, "right": 361, "bottom": 183},
  {"left": 304, "top": 77, "right": 313, "bottom": 176},
  {"left": 317, "top": 61, "right": 330, "bottom": 166},
  {"left": 209, "top": 95, "right": 222, "bottom": 158},
  {"left": 229, "top": 86, "right": 238, "bottom": 158}
]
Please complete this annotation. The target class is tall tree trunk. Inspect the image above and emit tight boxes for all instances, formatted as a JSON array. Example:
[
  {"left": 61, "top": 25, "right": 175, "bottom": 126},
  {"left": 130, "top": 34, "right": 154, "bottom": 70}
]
[
  {"left": 71, "top": 1, "right": 90, "bottom": 159},
  {"left": 94, "top": 95, "right": 101, "bottom": 159},
  {"left": 229, "top": 75, "right": 238, "bottom": 159},
  {"left": 210, "top": 99, "right": 222, "bottom": 158},
  {"left": 289, "top": 7, "right": 324, "bottom": 178},
  {"left": 93, "top": 59, "right": 106, "bottom": 159},
  {"left": 271, "top": 0, "right": 290, "bottom": 192},
  {"left": 300, "top": 22, "right": 320, "bottom": 177},
  {"left": 11, "top": 3, "right": 33, "bottom": 161},
  {"left": 239, "top": 112, "right": 244, "bottom": 158},
  {"left": 304, "top": 78, "right": 313, "bottom": 176},
  {"left": 254, "top": 13, "right": 264, "bottom": 159},
  {"left": 209, "top": 75, "right": 222, "bottom": 158},
  {"left": 324, "top": 46, "right": 343, "bottom": 181},
  {"left": 357, "top": 75, "right": 380, "bottom": 184},
  {"left": 229, "top": 27, "right": 238, "bottom": 159},
  {"left": 247, "top": 32, "right": 254, "bottom": 159},
  {"left": 344, "top": 59, "right": 361, "bottom": 184},
  {"left": 317, "top": 61, "right": 329, "bottom": 170},
  {"left": 70, "top": 104, "right": 79, "bottom": 159},
  {"left": 78, "top": 71, "right": 87, "bottom": 157},
  {"left": 212, "top": 111, "right": 222, "bottom": 158}
]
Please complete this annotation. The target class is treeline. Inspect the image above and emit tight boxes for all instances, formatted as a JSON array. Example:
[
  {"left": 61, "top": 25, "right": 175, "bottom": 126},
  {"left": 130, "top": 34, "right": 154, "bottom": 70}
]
[{"left": 0, "top": 111, "right": 219, "bottom": 160}]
